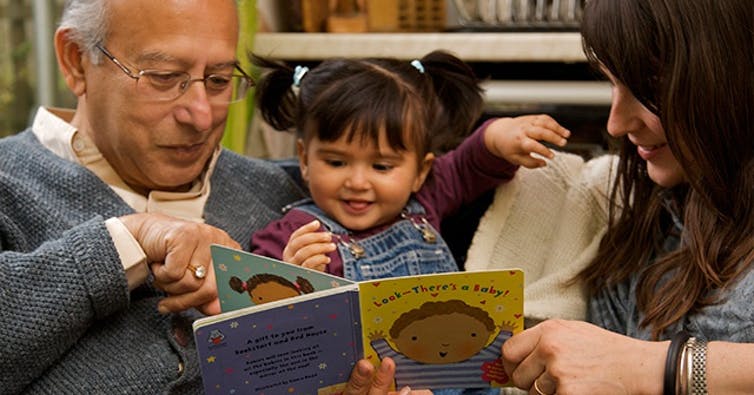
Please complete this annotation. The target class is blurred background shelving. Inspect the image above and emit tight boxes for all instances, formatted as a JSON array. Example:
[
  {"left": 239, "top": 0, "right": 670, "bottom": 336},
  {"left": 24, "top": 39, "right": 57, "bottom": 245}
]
[
  {"left": 2, "top": 0, "right": 610, "bottom": 158},
  {"left": 253, "top": 32, "right": 610, "bottom": 106},
  {"left": 252, "top": 36, "right": 610, "bottom": 158},
  {"left": 254, "top": 32, "right": 585, "bottom": 62}
]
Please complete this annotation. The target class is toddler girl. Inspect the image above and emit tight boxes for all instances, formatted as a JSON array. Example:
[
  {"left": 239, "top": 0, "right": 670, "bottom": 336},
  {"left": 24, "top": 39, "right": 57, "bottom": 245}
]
[{"left": 251, "top": 51, "right": 569, "bottom": 282}]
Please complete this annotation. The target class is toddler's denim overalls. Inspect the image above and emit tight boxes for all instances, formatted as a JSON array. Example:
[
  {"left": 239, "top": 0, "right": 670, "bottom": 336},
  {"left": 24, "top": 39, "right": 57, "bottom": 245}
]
[{"left": 290, "top": 198, "right": 458, "bottom": 281}]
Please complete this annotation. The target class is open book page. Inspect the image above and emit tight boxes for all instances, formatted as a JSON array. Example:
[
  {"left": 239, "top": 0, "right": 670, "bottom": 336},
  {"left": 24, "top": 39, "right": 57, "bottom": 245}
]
[
  {"left": 194, "top": 285, "right": 362, "bottom": 394},
  {"left": 359, "top": 270, "right": 524, "bottom": 389},
  {"left": 211, "top": 245, "right": 355, "bottom": 312}
]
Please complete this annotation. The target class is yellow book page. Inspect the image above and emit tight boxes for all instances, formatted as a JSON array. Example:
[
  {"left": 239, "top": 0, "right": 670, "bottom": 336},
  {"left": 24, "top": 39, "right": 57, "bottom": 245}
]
[{"left": 358, "top": 269, "right": 524, "bottom": 390}]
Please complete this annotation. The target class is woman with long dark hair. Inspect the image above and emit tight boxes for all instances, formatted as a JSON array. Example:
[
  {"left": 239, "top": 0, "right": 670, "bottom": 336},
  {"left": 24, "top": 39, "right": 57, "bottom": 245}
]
[{"left": 502, "top": 0, "right": 754, "bottom": 393}]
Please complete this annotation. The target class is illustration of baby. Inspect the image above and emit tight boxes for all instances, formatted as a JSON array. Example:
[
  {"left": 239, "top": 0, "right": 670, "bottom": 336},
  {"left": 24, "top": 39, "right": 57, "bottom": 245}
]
[
  {"left": 229, "top": 274, "right": 314, "bottom": 305},
  {"left": 369, "top": 300, "right": 514, "bottom": 389}
]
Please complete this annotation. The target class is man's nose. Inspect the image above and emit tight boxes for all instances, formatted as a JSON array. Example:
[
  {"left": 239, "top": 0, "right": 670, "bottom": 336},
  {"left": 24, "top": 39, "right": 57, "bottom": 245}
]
[{"left": 175, "top": 80, "right": 213, "bottom": 132}]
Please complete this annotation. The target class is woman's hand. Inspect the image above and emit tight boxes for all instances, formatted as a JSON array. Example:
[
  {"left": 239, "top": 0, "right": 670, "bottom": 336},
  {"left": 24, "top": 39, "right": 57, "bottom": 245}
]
[
  {"left": 502, "top": 319, "right": 667, "bottom": 395},
  {"left": 282, "top": 220, "right": 336, "bottom": 271}
]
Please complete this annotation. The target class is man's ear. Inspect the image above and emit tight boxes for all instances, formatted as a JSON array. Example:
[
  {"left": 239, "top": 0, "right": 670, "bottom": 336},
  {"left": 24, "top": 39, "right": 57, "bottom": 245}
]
[
  {"left": 412, "top": 152, "right": 435, "bottom": 193},
  {"left": 54, "top": 28, "right": 87, "bottom": 96},
  {"left": 296, "top": 138, "right": 309, "bottom": 182}
]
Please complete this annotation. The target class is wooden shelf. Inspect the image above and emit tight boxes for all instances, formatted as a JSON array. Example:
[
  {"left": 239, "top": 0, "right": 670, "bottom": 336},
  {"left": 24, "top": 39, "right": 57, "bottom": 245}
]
[
  {"left": 482, "top": 80, "right": 610, "bottom": 106},
  {"left": 253, "top": 32, "right": 586, "bottom": 62}
]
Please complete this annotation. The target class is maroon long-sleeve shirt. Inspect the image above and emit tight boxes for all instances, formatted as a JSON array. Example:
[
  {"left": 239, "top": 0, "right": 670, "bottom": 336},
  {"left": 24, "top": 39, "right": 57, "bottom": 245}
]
[{"left": 252, "top": 119, "right": 518, "bottom": 276}]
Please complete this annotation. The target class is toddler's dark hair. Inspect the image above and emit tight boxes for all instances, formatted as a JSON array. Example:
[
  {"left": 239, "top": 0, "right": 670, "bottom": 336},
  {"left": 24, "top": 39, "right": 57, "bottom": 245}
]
[{"left": 252, "top": 51, "right": 484, "bottom": 155}]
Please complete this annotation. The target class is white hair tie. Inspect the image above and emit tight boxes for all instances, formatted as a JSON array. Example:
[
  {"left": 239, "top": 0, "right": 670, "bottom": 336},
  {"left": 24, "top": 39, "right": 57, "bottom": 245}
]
[
  {"left": 410, "top": 59, "right": 425, "bottom": 74},
  {"left": 293, "top": 65, "right": 309, "bottom": 87}
]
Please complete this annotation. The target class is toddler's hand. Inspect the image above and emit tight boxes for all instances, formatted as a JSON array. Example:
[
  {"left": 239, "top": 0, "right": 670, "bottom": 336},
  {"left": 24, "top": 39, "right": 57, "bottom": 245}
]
[
  {"left": 484, "top": 114, "right": 570, "bottom": 168},
  {"left": 282, "top": 220, "right": 337, "bottom": 271}
]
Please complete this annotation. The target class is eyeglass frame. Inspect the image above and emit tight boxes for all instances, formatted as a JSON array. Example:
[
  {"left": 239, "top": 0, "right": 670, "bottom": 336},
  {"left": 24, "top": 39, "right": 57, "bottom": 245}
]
[{"left": 94, "top": 44, "right": 255, "bottom": 104}]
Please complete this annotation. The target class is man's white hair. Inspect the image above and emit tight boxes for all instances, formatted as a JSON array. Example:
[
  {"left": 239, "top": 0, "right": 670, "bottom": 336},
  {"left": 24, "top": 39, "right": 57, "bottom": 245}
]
[
  {"left": 59, "top": 0, "right": 109, "bottom": 64},
  {"left": 58, "top": 0, "right": 240, "bottom": 64}
]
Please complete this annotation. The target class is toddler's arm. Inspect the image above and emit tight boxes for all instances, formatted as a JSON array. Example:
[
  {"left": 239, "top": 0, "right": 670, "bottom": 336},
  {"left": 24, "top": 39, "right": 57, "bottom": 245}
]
[{"left": 483, "top": 114, "right": 570, "bottom": 168}]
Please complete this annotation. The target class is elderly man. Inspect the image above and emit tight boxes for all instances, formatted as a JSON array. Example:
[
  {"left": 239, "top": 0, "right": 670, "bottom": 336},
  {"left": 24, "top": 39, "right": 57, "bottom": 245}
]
[
  {"left": 0, "top": 0, "right": 441, "bottom": 392},
  {"left": 0, "top": 0, "right": 305, "bottom": 392}
]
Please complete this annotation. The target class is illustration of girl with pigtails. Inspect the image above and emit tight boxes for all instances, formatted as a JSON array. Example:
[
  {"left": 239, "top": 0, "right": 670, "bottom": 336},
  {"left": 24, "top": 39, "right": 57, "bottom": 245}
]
[{"left": 229, "top": 274, "right": 315, "bottom": 305}]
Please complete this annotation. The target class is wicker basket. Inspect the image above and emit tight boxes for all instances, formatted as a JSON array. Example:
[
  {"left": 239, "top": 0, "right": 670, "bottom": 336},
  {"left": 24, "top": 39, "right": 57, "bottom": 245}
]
[
  {"left": 295, "top": 0, "right": 446, "bottom": 33},
  {"left": 396, "top": 0, "right": 447, "bottom": 32},
  {"left": 362, "top": 0, "right": 448, "bottom": 32}
]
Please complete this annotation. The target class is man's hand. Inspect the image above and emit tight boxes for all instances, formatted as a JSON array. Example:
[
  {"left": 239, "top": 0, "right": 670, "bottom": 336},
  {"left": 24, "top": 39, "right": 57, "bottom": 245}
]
[{"left": 120, "top": 213, "right": 241, "bottom": 315}]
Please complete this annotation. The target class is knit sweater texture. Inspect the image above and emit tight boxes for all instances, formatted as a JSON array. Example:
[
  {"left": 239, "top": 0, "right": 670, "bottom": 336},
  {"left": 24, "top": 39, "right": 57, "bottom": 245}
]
[
  {"left": 466, "top": 152, "right": 618, "bottom": 326},
  {"left": 0, "top": 130, "right": 305, "bottom": 394}
]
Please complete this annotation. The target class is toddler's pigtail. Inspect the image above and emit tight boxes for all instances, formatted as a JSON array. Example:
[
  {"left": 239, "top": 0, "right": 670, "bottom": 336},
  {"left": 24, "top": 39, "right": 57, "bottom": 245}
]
[
  {"left": 295, "top": 276, "right": 315, "bottom": 294},
  {"left": 251, "top": 54, "right": 299, "bottom": 132},
  {"left": 420, "top": 51, "right": 485, "bottom": 151},
  {"left": 229, "top": 276, "right": 247, "bottom": 294}
]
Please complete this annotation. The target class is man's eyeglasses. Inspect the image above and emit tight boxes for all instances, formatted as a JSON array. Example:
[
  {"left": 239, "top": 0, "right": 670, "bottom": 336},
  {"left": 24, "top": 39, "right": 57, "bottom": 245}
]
[{"left": 95, "top": 44, "right": 254, "bottom": 104}]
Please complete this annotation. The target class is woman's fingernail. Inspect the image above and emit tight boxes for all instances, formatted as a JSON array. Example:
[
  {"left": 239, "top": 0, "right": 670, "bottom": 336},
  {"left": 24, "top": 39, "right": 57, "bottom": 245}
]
[
  {"left": 398, "top": 386, "right": 412, "bottom": 395},
  {"left": 157, "top": 304, "right": 168, "bottom": 314}
]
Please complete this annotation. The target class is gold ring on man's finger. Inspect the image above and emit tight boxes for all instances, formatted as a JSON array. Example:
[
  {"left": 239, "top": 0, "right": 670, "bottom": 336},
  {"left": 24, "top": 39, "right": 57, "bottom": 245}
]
[
  {"left": 187, "top": 263, "right": 207, "bottom": 279},
  {"left": 534, "top": 378, "right": 553, "bottom": 395}
]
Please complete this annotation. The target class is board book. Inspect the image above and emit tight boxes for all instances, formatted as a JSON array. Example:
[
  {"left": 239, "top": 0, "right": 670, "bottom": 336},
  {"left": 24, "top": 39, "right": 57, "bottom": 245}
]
[{"left": 194, "top": 245, "right": 524, "bottom": 394}]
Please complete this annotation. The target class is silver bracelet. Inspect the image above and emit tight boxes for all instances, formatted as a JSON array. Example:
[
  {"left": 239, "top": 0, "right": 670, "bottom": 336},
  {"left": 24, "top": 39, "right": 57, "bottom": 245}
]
[
  {"left": 684, "top": 339, "right": 694, "bottom": 395},
  {"left": 688, "top": 337, "right": 708, "bottom": 395},
  {"left": 677, "top": 339, "right": 690, "bottom": 395}
]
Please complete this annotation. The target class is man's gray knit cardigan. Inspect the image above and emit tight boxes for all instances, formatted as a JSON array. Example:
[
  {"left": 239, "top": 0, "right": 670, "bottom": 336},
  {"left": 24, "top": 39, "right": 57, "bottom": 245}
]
[{"left": 0, "top": 130, "right": 305, "bottom": 394}]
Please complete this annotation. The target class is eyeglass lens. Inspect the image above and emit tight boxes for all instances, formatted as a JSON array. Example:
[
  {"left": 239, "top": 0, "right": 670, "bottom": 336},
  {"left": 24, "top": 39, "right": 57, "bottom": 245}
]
[{"left": 136, "top": 72, "right": 251, "bottom": 104}]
